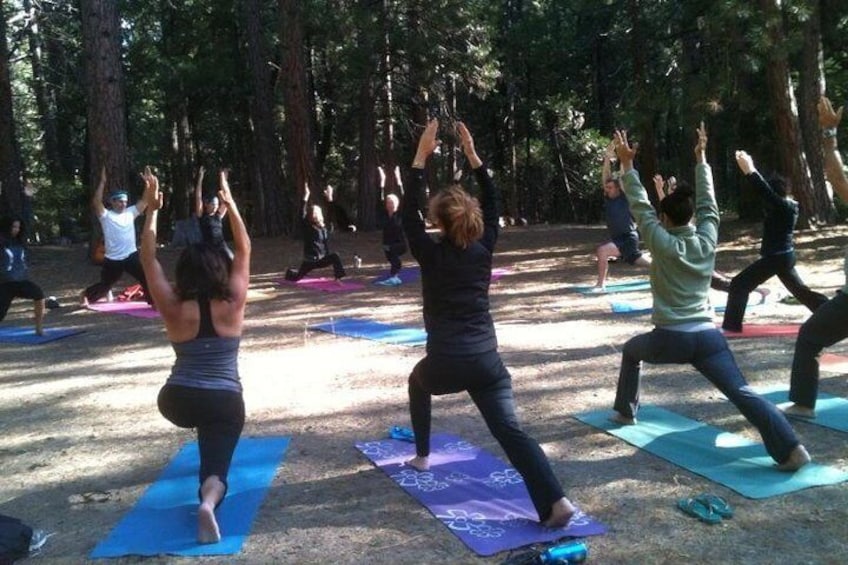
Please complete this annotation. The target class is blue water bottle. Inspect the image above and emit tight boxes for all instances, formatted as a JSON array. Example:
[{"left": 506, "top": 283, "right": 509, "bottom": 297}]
[{"left": 536, "top": 540, "right": 588, "bottom": 564}]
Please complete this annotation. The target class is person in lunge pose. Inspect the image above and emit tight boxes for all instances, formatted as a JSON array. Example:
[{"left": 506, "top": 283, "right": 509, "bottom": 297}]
[
  {"left": 376, "top": 165, "right": 407, "bottom": 286},
  {"left": 610, "top": 124, "right": 810, "bottom": 471},
  {"left": 194, "top": 166, "right": 232, "bottom": 259},
  {"left": 0, "top": 217, "right": 46, "bottom": 335},
  {"left": 284, "top": 183, "right": 348, "bottom": 282},
  {"left": 139, "top": 166, "right": 250, "bottom": 544},
  {"left": 403, "top": 119, "right": 577, "bottom": 527},
  {"left": 592, "top": 142, "right": 651, "bottom": 292},
  {"left": 781, "top": 96, "right": 848, "bottom": 419},
  {"left": 721, "top": 152, "right": 827, "bottom": 332},
  {"left": 81, "top": 166, "right": 150, "bottom": 305}
]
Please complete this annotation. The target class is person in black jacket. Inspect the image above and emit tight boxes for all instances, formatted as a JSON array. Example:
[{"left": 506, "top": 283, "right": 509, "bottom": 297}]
[
  {"left": 402, "top": 119, "right": 577, "bottom": 528},
  {"left": 376, "top": 165, "right": 406, "bottom": 286},
  {"left": 721, "top": 151, "right": 828, "bottom": 332},
  {"left": 284, "top": 183, "right": 348, "bottom": 282}
]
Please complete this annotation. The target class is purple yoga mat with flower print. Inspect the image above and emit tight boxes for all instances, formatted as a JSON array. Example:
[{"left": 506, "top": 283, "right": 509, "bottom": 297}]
[{"left": 355, "top": 433, "right": 606, "bottom": 556}]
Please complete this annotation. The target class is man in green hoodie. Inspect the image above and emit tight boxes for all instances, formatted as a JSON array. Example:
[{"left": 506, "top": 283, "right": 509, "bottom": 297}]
[{"left": 609, "top": 123, "right": 809, "bottom": 471}]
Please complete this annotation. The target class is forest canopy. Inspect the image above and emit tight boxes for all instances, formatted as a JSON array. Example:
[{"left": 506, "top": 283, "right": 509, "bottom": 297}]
[{"left": 2, "top": 0, "right": 848, "bottom": 241}]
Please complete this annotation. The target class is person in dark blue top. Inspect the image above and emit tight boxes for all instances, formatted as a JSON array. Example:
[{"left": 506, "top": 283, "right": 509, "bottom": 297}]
[
  {"left": 592, "top": 143, "right": 651, "bottom": 292},
  {"left": 376, "top": 165, "right": 406, "bottom": 286},
  {"left": 402, "top": 119, "right": 577, "bottom": 528},
  {"left": 139, "top": 166, "right": 251, "bottom": 544},
  {"left": 194, "top": 166, "right": 233, "bottom": 260},
  {"left": 284, "top": 183, "right": 348, "bottom": 282},
  {"left": 0, "top": 217, "right": 46, "bottom": 335},
  {"left": 721, "top": 151, "right": 828, "bottom": 332}
]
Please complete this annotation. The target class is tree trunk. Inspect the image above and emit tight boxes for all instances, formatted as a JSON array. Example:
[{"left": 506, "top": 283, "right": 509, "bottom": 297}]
[
  {"left": 80, "top": 0, "right": 131, "bottom": 194},
  {"left": 279, "top": 0, "right": 321, "bottom": 224},
  {"left": 0, "top": 7, "right": 24, "bottom": 216},
  {"left": 545, "top": 111, "right": 576, "bottom": 222},
  {"left": 760, "top": 0, "right": 817, "bottom": 228},
  {"left": 797, "top": 0, "right": 835, "bottom": 223},
  {"left": 23, "top": 0, "right": 63, "bottom": 184},
  {"left": 241, "top": 0, "right": 286, "bottom": 235},
  {"left": 379, "top": 0, "right": 398, "bottom": 194},
  {"left": 627, "top": 0, "right": 658, "bottom": 182}
]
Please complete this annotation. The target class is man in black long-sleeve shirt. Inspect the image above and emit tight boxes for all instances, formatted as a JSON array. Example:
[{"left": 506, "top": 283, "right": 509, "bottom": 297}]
[{"left": 721, "top": 151, "right": 828, "bottom": 332}]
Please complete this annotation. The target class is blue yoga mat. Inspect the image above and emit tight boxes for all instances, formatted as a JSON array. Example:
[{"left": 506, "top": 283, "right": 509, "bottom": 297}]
[
  {"left": 310, "top": 317, "right": 427, "bottom": 346},
  {"left": 609, "top": 291, "right": 769, "bottom": 315},
  {"left": 0, "top": 325, "right": 84, "bottom": 344},
  {"left": 574, "top": 406, "right": 848, "bottom": 499},
  {"left": 356, "top": 433, "right": 606, "bottom": 557},
  {"left": 573, "top": 279, "right": 650, "bottom": 294},
  {"left": 760, "top": 389, "right": 848, "bottom": 434},
  {"left": 91, "top": 436, "right": 290, "bottom": 558},
  {"left": 373, "top": 266, "right": 421, "bottom": 284}
]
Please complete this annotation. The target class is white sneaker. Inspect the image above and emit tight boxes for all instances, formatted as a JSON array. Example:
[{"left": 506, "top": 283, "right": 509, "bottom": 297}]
[
  {"left": 29, "top": 529, "right": 52, "bottom": 554},
  {"left": 585, "top": 286, "right": 606, "bottom": 294}
]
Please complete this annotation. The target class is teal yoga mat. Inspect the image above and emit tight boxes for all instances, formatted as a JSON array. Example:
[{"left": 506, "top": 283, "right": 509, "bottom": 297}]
[
  {"left": 760, "top": 389, "right": 848, "bottom": 434},
  {"left": 310, "top": 317, "right": 427, "bottom": 346},
  {"left": 573, "top": 279, "right": 650, "bottom": 294},
  {"left": 90, "top": 436, "right": 290, "bottom": 558},
  {"left": 574, "top": 405, "right": 848, "bottom": 499}
]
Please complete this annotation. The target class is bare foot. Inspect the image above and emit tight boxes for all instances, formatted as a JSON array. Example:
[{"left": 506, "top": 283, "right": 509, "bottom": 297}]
[
  {"left": 776, "top": 444, "right": 811, "bottom": 472},
  {"left": 780, "top": 403, "right": 816, "bottom": 419},
  {"left": 79, "top": 291, "right": 89, "bottom": 307},
  {"left": 35, "top": 327, "right": 44, "bottom": 337},
  {"left": 406, "top": 455, "right": 429, "bottom": 471},
  {"left": 542, "top": 497, "right": 577, "bottom": 528},
  {"left": 197, "top": 502, "right": 221, "bottom": 544},
  {"left": 610, "top": 412, "right": 637, "bottom": 425}
]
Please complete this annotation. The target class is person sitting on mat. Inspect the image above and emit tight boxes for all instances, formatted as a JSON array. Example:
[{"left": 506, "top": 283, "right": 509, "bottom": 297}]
[
  {"left": 721, "top": 151, "right": 828, "bottom": 332},
  {"left": 403, "top": 118, "right": 577, "bottom": 527},
  {"left": 285, "top": 183, "right": 348, "bottom": 282},
  {"left": 138, "top": 166, "right": 250, "bottom": 544},
  {"left": 610, "top": 123, "right": 810, "bottom": 471},
  {"left": 0, "top": 217, "right": 46, "bottom": 335},
  {"left": 81, "top": 165, "right": 151, "bottom": 305},
  {"left": 376, "top": 165, "right": 407, "bottom": 286},
  {"left": 781, "top": 96, "right": 848, "bottom": 419},
  {"left": 591, "top": 141, "right": 651, "bottom": 293},
  {"left": 194, "top": 166, "right": 233, "bottom": 260}
]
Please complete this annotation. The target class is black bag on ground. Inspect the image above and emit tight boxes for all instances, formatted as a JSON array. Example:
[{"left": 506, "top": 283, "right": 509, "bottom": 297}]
[{"left": 0, "top": 513, "right": 32, "bottom": 563}]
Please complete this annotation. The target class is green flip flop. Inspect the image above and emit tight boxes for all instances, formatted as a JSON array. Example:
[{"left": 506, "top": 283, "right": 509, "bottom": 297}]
[
  {"left": 696, "top": 493, "right": 734, "bottom": 518},
  {"left": 677, "top": 497, "right": 722, "bottom": 524}
]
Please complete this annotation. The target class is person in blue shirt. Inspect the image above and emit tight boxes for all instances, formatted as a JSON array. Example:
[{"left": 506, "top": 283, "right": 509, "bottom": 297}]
[
  {"left": 0, "top": 217, "right": 46, "bottom": 335},
  {"left": 592, "top": 143, "right": 651, "bottom": 292}
]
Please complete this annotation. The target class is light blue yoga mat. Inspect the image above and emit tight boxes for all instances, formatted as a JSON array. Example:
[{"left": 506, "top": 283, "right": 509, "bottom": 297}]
[
  {"left": 574, "top": 406, "right": 848, "bottom": 499},
  {"left": 91, "top": 436, "right": 290, "bottom": 558},
  {"left": 0, "top": 325, "right": 84, "bottom": 344},
  {"left": 760, "top": 389, "right": 848, "bottom": 434},
  {"left": 609, "top": 291, "right": 768, "bottom": 315},
  {"left": 573, "top": 279, "right": 651, "bottom": 294},
  {"left": 310, "top": 317, "right": 427, "bottom": 346}
]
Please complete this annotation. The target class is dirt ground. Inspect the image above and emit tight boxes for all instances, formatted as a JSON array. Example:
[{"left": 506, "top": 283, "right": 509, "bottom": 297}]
[{"left": 2, "top": 219, "right": 848, "bottom": 564}]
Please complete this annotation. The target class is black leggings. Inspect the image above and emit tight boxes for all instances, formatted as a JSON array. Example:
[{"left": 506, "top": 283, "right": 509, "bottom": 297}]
[
  {"left": 83, "top": 252, "right": 151, "bottom": 304},
  {"left": 292, "top": 253, "right": 346, "bottom": 280},
  {"left": 408, "top": 350, "right": 565, "bottom": 522},
  {"left": 0, "top": 280, "right": 44, "bottom": 321},
  {"left": 157, "top": 384, "right": 245, "bottom": 495}
]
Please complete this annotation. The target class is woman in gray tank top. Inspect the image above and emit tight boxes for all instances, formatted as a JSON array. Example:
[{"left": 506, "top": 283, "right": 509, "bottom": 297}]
[{"left": 139, "top": 167, "right": 251, "bottom": 544}]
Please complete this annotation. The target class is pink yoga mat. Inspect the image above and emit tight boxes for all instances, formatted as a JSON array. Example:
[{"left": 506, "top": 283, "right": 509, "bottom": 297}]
[
  {"left": 821, "top": 353, "right": 848, "bottom": 373},
  {"left": 87, "top": 301, "right": 160, "bottom": 318},
  {"left": 721, "top": 323, "right": 800, "bottom": 339},
  {"left": 278, "top": 277, "right": 365, "bottom": 292}
]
